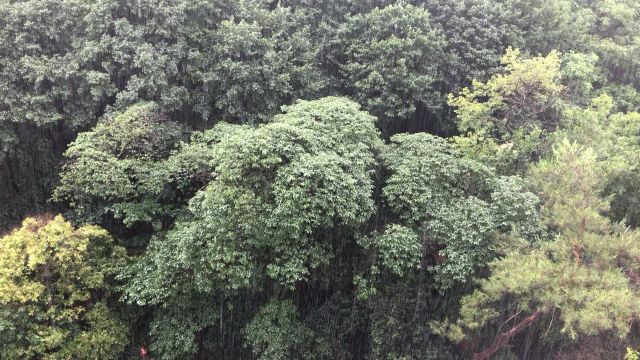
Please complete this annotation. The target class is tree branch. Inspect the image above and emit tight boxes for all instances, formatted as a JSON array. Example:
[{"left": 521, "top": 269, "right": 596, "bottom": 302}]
[{"left": 472, "top": 310, "right": 543, "bottom": 360}]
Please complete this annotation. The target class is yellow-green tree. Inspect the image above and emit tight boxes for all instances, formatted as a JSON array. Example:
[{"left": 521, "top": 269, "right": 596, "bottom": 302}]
[
  {"left": 449, "top": 48, "right": 565, "bottom": 174},
  {"left": 0, "top": 215, "right": 128, "bottom": 359}
]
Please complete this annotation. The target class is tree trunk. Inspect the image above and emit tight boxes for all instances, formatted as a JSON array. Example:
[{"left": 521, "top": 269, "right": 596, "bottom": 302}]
[{"left": 472, "top": 310, "right": 542, "bottom": 360}]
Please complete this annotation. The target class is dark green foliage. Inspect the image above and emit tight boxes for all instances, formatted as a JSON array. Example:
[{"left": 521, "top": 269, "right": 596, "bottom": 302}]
[
  {"left": 245, "top": 300, "right": 326, "bottom": 360},
  {"left": 120, "top": 98, "right": 382, "bottom": 358},
  {"left": 424, "top": 0, "right": 519, "bottom": 87},
  {"left": 382, "top": 133, "right": 540, "bottom": 290},
  {"left": 192, "top": 3, "right": 324, "bottom": 123},
  {"left": 54, "top": 102, "right": 187, "bottom": 227},
  {"left": 147, "top": 295, "right": 220, "bottom": 360},
  {"left": 124, "top": 97, "right": 380, "bottom": 299},
  {"left": 4, "top": 0, "right": 640, "bottom": 359},
  {"left": 336, "top": 4, "right": 446, "bottom": 130}
]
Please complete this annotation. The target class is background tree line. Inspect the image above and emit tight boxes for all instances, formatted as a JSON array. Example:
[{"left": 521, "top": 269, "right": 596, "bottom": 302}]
[{"left": 2, "top": 0, "right": 640, "bottom": 359}]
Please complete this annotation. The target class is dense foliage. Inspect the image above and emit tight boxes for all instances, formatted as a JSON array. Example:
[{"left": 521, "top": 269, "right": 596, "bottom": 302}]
[
  {"left": 3, "top": 0, "right": 640, "bottom": 359},
  {"left": 0, "top": 215, "right": 127, "bottom": 359}
]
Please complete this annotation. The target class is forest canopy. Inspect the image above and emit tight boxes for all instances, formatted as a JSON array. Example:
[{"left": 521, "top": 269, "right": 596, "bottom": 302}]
[{"left": 2, "top": 0, "right": 640, "bottom": 359}]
